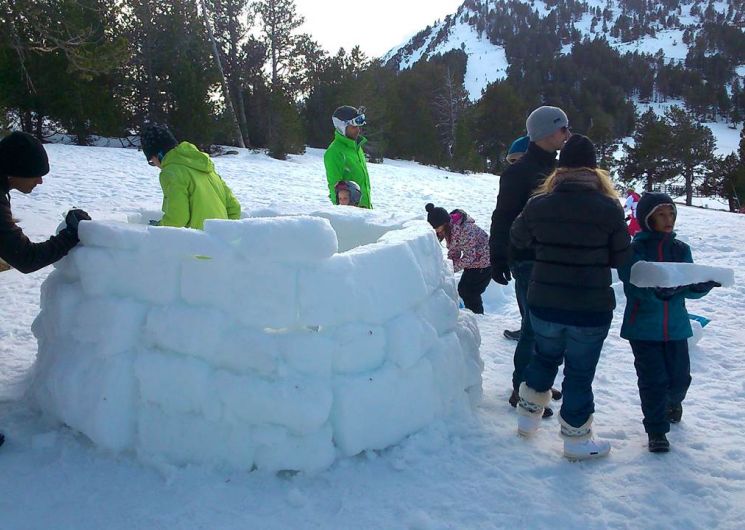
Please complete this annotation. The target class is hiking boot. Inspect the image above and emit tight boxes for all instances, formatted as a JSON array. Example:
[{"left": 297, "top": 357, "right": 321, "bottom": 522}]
[
  {"left": 648, "top": 433, "right": 670, "bottom": 453},
  {"left": 667, "top": 403, "right": 683, "bottom": 424},
  {"left": 563, "top": 437, "right": 611, "bottom": 461},
  {"left": 550, "top": 388, "right": 562, "bottom": 401},
  {"left": 0, "top": 432, "right": 4, "bottom": 447},
  {"left": 503, "top": 329, "right": 521, "bottom": 341},
  {"left": 542, "top": 407, "right": 553, "bottom": 418},
  {"left": 509, "top": 389, "right": 518, "bottom": 408}
]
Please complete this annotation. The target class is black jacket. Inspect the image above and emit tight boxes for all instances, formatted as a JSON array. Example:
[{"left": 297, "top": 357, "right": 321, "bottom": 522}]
[
  {"left": 0, "top": 177, "right": 78, "bottom": 274},
  {"left": 510, "top": 170, "right": 632, "bottom": 312},
  {"left": 489, "top": 142, "right": 557, "bottom": 267}
]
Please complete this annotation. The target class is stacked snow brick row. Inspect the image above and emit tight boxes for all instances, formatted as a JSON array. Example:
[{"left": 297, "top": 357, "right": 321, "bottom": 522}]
[{"left": 30, "top": 211, "right": 482, "bottom": 473}]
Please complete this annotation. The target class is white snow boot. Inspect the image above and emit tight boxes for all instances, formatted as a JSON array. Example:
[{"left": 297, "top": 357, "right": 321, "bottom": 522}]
[
  {"left": 517, "top": 382, "right": 551, "bottom": 437},
  {"left": 560, "top": 414, "right": 610, "bottom": 461}
]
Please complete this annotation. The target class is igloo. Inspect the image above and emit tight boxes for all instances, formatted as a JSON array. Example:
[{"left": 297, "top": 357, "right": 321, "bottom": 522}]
[{"left": 30, "top": 206, "right": 483, "bottom": 472}]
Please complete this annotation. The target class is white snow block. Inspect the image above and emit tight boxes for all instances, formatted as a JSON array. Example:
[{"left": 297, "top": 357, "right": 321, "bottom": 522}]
[
  {"left": 137, "top": 404, "right": 255, "bottom": 469},
  {"left": 276, "top": 331, "right": 334, "bottom": 378},
  {"left": 382, "top": 221, "right": 449, "bottom": 294},
  {"left": 145, "top": 225, "right": 232, "bottom": 260},
  {"left": 33, "top": 273, "right": 84, "bottom": 340},
  {"left": 144, "top": 305, "right": 227, "bottom": 361},
  {"left": 215, "top": 327, "right": 280, "bottom": 376},
  {"left": 181, "top": 257, "right": 298, "bottom": 329},
  {"left": 215, "top": 371, "right": 333, "bottom": 435},
  {"left": 71, "top": 297, "right": 147, "bottom": 357},
  {"left": 78, "top": 220, "right": 149, "bottom": 251},
  {"left": 418, "top": 288, "right": 460, "bottom": 336},
  {"left": 307, "top": 206, "right": 406, "bottom": 252},
  {"left": 32, "top": 349, "right": 136, "bottom": 452},
  {"left": 327, "top": 323, "right": 387, "bottom": 374},
  {"left": 204, "top": 216, "right": 338, "bottom": 262},
  {"left": 72, "top": 247, "right": 182, "bottom": 305},
  {"left": 135, "top": 350, "right": 221, "bottom": 421},
  {"left": 630, "top": 261, "right": 734, "bottom": 288},
  {"left": 689, "top": 319, "right": 704, "bottom": 348},
  {"left": 253, "top": 424, "right": 336, "bottom": 473},
  {"left": 331, "top": 360, "right": 439, "bottom": 456},
  {"left": 298, "top": 241, "right": 429, "bottom": 326},
  {"left": 386, "top": 312, "right": 438, "bottom": 370}
]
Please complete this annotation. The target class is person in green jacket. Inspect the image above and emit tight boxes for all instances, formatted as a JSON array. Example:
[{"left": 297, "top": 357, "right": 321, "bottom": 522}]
[
  {"left": 141, "top": 124, "right": 241, "bottom": 229},
  {"left": 324, "top": 106, "right": 372, "bottom": 209}
]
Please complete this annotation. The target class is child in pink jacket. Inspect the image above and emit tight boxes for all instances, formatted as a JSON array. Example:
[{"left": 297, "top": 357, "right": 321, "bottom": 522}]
[{"left": 426, "top": 203, "right": 492, "bottom": 313}]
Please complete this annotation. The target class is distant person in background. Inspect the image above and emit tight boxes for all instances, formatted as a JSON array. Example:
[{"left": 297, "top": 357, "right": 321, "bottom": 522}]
[
  {"left": 618, "top": 192, "right": 720, "bottom": 453},
  {"left": 141, "top": 124, "right": 241, "bottom": 230},
  {"left": 426, "top": 203, "right": 492, "bottom": 314},
  {"left": 625, "top": 188, "right": 641, "bottom": 236},
  {"left": 505, "top": 135, "right": 529, "bottom": 165},
  {"left": 324, "top": 106, "right": 372, "bottom": 209},
  {"left": 334, "top": 180, "right": 362, "bottom": 207},
  {"left": 503, "top": 134, "right": 530, "bottom": 342},
  {"left": 0, "top": 131, "right": 91, "bottom": 449},
  {"left": 490, "top": 106, "right": 571, "bottom": 415},
  {"left": 510, "top": 134, "right": 631, "bottom": 460}
]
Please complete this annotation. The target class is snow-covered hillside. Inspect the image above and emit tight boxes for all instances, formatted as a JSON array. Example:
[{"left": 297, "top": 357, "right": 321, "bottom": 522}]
[
  {"left": 1, "top": 144, "right": 744, "bottom": 529},
  {"left": 384, "top": 0, "right": 745, "bottom": 103}
]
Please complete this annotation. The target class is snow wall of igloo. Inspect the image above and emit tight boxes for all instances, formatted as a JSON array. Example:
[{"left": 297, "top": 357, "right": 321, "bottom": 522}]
[{"left": 30, "top": 206, "right": 483, "bottom": 473}]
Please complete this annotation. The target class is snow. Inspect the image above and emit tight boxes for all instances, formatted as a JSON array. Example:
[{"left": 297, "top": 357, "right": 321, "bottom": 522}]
[
  {"left": 31, "top": 211, "right": 482, "bottom": 472},
  {"left": 630, "top": 261, "right": 735, "bottom": 288},
  {"left": 2, "top": 143, "right": 745, "bottom": 528}
]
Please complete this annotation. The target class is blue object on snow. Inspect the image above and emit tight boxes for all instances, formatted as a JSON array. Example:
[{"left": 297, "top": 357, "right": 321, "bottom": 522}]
[
  {"left": 458, "top": 300, "right": 465, "bottom": 309},
  {"left": 689, "top": 313, "right": 711, "bottom": 327}
]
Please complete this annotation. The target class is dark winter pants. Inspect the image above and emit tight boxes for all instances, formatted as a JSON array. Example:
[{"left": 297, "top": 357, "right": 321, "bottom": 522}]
[
  {"left": 510, "top": 260, "right": 535, "bottom": 392},
  {"left": 630, "top": 339, "right": 691, "bottom": 434},
  {"left": 524, "top": 314, "right": 610, "bottom": 428},
  {"left": 458, "top": 266, "right": 492, "bottom": 314}
]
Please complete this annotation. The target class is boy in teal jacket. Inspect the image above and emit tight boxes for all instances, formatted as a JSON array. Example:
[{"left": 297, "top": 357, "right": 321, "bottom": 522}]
[
  {"left": 618, "top": 192, "right": 719, "bottom": 453},
  {"left": 324, "top": 106, "right": 372, "bottom": 209}
]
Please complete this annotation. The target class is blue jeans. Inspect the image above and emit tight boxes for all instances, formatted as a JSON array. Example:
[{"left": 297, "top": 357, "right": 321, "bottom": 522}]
[
  {"left": 630, "top": 339, "right": 691, "bottom": 434},
  {"left": 510, "top": 261, "right": 534, "bottom": 393},
  {"left": 523, "top": 314, "right": 610, "bottom": 428}
]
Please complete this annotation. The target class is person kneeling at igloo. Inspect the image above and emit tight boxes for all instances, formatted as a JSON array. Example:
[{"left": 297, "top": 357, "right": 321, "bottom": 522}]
[
  {"left": 426, "top": 203, "right": 492, "bottom": 314},
  {"left": 141, "top": 124, "right": 241, "bottom": 229}
]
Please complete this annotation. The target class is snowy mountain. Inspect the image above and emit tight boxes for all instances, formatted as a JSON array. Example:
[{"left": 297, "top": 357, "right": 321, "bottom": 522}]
[{"left": 383, "top": 0, "right": 745, "bottom": 103}]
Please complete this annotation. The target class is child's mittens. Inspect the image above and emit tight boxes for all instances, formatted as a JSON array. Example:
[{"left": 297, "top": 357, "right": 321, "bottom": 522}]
[
  {"left": 653, "top": 286, "right": 688, "bottom": 300},
  {"left": 689, "top": 281, "right": 721, "bottom": 293}
]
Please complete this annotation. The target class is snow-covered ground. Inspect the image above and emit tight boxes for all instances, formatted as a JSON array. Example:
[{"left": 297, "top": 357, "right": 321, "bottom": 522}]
[{"left": 2, "top": 144, "right": 745, "bottom": 529}]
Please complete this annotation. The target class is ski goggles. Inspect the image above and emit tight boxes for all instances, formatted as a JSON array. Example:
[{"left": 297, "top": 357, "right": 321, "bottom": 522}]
[{"left": 348, "top": 114, "right": 366, "bottom": 127}]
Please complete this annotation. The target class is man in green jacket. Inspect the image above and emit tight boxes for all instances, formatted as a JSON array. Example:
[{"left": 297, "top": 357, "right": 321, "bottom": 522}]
[
  {"left": 141, "top": 124, "right": 241, "bottom": 229},
  {"left": 324, "top": 106, "right": 372, "bottom": 209}
]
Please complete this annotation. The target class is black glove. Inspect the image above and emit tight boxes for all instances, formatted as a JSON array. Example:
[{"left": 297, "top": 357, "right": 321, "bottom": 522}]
[
  {"left": 65, "top": 209, "right": 91, "bottom": 236},
  {"left": 491, "top": 263, "right": 512, "bottom": 285},
  {"left": 689, "top": 281, "right": 721, "bottom": 293},
  {"left": 148, "top": 219, "right": 160, "bottom": 226},
  {"left": 653, "top": 286, "right": 687, "bottom": 300}
]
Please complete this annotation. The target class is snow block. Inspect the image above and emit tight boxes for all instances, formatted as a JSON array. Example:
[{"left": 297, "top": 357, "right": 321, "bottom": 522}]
[
  {"left": 327, "top": 323, "right": 387, "bottom": 374},
  {"left": 144, "top": 305, "right": 227, "bottom": 361},
  {"left": 630, "top": 261, "right": 734, "bottom": 288},
  {"left": 78, "top": 220, "right": 148, "bottom": 251},
  {"left": 253, "top": 424, "right": 336, "bottom": 474},
  {"left": 204, "top": 216, "right": 338, "bottom": 262},
  {"left": 332, "top": 360, "right": 439, "bottom": 457}
]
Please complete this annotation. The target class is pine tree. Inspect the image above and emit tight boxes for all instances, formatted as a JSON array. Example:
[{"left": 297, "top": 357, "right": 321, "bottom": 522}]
[{"left": 619, "top": 109, "right": 672, "bottom": 191}]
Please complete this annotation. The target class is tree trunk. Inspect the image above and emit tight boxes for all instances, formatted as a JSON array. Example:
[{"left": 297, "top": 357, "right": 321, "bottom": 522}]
[{"left": 199, "top": 0, "right": 245, "bottom": 148}]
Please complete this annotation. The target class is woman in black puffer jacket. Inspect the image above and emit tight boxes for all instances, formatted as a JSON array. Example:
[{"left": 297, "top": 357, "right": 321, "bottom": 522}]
[{"left": 509, "top": 134, "right": 631, "bottom": 460}]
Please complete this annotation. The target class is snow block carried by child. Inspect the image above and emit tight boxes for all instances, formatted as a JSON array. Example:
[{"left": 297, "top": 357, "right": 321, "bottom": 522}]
[
  {"left": 630, "top": 261, "right": 734, "bottom": 289},
  {"left": 29, "top": 207, "right": 483, "bottom": 473}
]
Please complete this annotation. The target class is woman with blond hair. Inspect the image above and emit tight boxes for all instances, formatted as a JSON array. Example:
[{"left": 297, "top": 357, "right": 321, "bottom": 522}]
[{"left": 509, "top": 134, "right": 631, "bottom": 460}]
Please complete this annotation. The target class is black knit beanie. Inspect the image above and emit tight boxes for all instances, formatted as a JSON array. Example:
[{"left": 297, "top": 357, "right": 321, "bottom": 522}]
[
  {"left": 559, "top": 134, "right": 597, "bottom": 169},
  {"left": 0, "top": 131, "right": 50, "bottom": 178},
  {"left": 140, "top": 124, "right": 178, "bottom": 161},
  {"left": 425, "top": 203, "right": 450, "bottom": 228}
]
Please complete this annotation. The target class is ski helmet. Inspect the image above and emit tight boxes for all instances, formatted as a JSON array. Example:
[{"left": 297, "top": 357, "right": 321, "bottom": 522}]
[
  {"left": 334, "top": 180, "right": 362, "bottom": 206},
  {"left": 332, "top": 106, "right": 366, "bottom": 135}
]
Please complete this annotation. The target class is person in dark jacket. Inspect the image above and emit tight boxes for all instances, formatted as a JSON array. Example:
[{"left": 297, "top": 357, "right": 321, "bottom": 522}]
[
  {"left": 490, "top": 106, "right": 571, "bottom": 413},
  {"left": 510, "top": 134, "right": 631, "bottom": 460},
  {"left": 0, "top": 131, "right": 90, "bottom": 448},
  {"left": 618, "top": 192, "right": 719, "bottom": 453}
]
